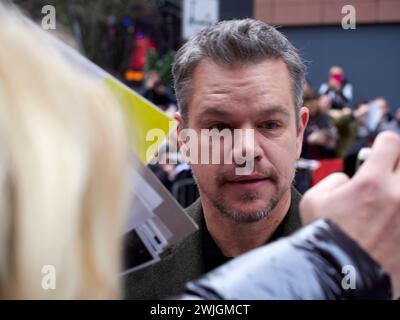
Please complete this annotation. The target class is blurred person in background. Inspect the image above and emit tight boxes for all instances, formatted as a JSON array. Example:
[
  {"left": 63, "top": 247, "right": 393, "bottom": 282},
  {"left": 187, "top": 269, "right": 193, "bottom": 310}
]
[
  {"left": 317, "top": 94, "right": 332, "bottom": 114},
  {"left": 373, "top": 97, "right": 394, "bottom": 133},
  {"left": 302, "top": 78, "right": 314, "bottom": 98},
  {"left": 381, "top": 107, "right": 400, "bottom": 135},
  {"left": 301, "top": 91, "right": 337, "bottom": 159},
  {"left": 142, "top": 70, "right": 177, "bottom": 115},
  {"left": 319, "top": 65, "right": 353, "bottom": 110},
  {"left": 0, "top": 3, "right": 129, "bottom": 299},
  {"left": 328, "top": 96, "right": 358, "bottom": 158},
  {"left": 148, "top": 143, "right": 192, "bottom": 193},
  {"left": 352, "top": 97, "right": 392, "bottom": 136},
  {"left": 148, "top": 143, "right": 179, "bottom": 191},
  {"left": 344, "top": 97, "right": 393, "bottom": 176}
]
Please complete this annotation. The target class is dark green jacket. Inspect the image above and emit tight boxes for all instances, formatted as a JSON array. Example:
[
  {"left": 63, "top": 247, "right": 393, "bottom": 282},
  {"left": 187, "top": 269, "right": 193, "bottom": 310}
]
[{"left": 123, "top": 187, "right": 302, "bottom": 300}]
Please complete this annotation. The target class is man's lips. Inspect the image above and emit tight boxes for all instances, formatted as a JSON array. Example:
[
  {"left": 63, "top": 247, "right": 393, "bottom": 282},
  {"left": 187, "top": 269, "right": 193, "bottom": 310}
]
[
  {"left": 227, "top": 173, "right": 269, "bottom": 183},
  {"left": 223, "top": 174, "right": 273, "bottom": 191}
]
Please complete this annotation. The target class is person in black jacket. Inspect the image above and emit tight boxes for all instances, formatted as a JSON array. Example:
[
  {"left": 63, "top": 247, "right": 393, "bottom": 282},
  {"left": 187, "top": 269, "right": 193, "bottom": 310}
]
[{"left": 181, "top": 219, "right": 391, "bottom": 300}]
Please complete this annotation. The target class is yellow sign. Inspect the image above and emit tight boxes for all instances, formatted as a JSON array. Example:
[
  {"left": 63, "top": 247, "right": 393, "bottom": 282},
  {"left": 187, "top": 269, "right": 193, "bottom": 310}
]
[{"left": 104, "top": 76, "right": 175, "bottom": 163}]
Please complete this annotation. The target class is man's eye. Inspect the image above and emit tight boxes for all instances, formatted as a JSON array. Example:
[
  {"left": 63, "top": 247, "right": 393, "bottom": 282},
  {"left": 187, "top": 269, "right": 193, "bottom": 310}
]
[
  {"left": 261, "top": 122, "right": 280, "bottom": 130},
  {"left": 209, "top": 123, "right": 230, "bottom": 131}
]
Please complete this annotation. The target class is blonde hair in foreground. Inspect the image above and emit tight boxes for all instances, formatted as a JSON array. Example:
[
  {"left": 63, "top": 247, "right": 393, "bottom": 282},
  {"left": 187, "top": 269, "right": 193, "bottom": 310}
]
[{"left": 0, "top": 4, "right": 129, "bottom": 299}]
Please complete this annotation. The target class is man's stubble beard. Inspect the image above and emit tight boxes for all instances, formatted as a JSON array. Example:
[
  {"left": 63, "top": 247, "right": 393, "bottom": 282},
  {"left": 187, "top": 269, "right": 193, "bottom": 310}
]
[
  {"left": 193, "top": 169, "right": 293, "bottom": 224},
  {"left": 212, "top": 188, "right": 285, "bottom": 223}
]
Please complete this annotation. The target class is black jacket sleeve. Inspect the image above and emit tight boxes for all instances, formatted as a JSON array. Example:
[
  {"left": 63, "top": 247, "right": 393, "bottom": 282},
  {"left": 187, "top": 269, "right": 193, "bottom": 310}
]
[{"left": 178, "top": 219, "right": 392, "bottom": 300}]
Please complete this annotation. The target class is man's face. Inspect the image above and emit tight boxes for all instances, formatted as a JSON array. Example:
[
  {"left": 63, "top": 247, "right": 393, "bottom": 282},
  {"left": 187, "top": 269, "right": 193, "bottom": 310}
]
[{"left": 177, "top": 59, "right": 308, "bottom": 223}]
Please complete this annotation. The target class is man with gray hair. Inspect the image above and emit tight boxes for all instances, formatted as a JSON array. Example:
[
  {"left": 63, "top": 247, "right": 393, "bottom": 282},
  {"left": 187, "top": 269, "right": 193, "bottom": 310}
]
[{"left": 124, "top": 19, "right": 309, "bottom": 299}]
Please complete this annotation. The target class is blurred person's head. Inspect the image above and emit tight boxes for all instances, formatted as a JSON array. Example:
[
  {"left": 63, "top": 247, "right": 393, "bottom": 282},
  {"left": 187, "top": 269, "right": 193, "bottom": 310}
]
[
  {"left": 144, "top": 71, "right": 161, "bottom": 89},
  {"left": 303, "top": 91, "right": 320, "bottom": 117},
  {"left": 351, "top": 101, "right": 370, "bottom": 133},
  {"left": 303, "top": 79, "right": 313, "bottom": 97},
  {"left": 328, "top": 66, "right": 344, "bottom": 90},
  {"left": 172, "top": 19, "right": 308, "bottom": 224},
  {"left": 372, "top": 97, "right": 390, "bottom": 116},
  {"left": 318, "top": 95, "right": 332, "bottom": 114},
  {"left": 0, "top": 4, "right": 129, "bottom": 299},
  {"left": 145, "top": 71, "right": 168, "bottom": 97},
  {"left": 354, "top": 100, "right": 369, "bottom": 111}
]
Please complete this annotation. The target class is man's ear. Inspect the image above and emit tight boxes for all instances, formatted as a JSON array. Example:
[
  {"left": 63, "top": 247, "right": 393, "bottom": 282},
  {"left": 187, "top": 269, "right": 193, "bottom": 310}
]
[
  {"left": 174, "top": 112, "right": 183, "bottom": 125},
  {"left": 296, "top": 106, "right": 309, "bottom": 159}
]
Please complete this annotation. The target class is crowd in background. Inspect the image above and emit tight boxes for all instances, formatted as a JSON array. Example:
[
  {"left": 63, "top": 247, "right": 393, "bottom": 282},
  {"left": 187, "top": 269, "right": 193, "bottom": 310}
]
[{"left": 298, "top": 66, "right": 400, "bottom": 191}]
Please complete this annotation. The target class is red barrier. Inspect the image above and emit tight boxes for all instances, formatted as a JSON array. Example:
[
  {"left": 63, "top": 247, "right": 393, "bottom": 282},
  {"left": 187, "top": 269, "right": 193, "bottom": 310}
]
[{"left": 311, "top": 158, "right": 344, "bottom": 186}]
